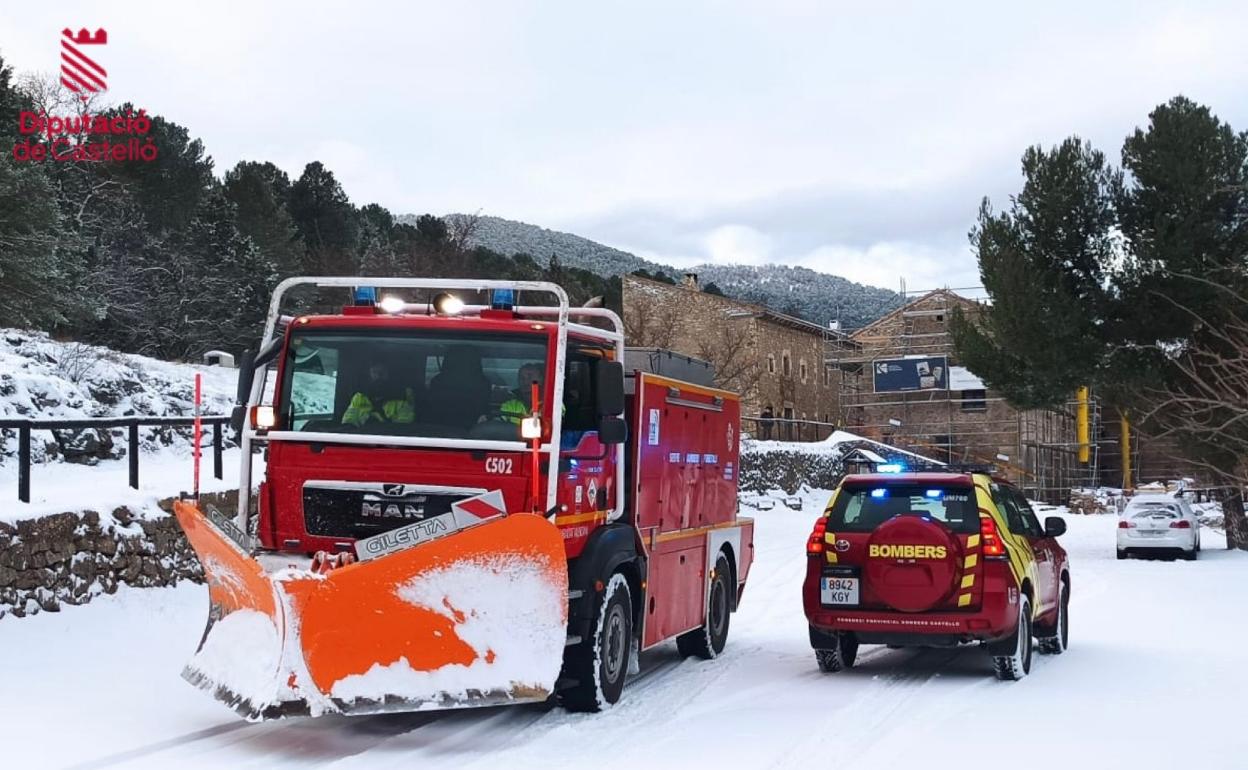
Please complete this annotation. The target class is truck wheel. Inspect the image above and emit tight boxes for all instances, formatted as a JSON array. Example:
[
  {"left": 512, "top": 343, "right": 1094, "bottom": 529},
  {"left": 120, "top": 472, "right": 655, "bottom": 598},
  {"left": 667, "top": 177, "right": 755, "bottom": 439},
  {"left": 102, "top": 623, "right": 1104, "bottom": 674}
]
[
  {"left": 814, "top": 632, "right": 858, "bottom": 673},
  {"left": 992, "top": 595, "right": 1033, "bottom": 680},
  {"left": 676, "top": 552, "right": 732, "bottom": 660},
  {"left": 1037, "top": 586, "right": 1069, "bottom": 655},
  {"left": 560, "top": 573, "right": 633, "bottom": 712},
  {"left": 1116, "top": 549, "right": 1127, "bottom": 560}
]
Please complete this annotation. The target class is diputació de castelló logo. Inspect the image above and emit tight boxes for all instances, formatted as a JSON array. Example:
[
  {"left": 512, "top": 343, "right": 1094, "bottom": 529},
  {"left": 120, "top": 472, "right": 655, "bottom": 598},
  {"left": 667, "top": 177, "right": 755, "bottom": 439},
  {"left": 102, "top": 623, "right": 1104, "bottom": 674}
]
[{"left": 11, "top": 26, "right": 159, "bottom": 163}]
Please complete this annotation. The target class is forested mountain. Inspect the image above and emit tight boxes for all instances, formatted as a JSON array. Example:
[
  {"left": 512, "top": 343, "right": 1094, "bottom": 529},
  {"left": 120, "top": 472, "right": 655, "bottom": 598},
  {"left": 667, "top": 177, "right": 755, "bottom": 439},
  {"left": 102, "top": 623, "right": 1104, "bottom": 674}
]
[
  {"left": 0, "top": 48, "right": 896, "bottom": 362},
  {"left": 433, "top": 214, "right": 902, "bottom": 329}
]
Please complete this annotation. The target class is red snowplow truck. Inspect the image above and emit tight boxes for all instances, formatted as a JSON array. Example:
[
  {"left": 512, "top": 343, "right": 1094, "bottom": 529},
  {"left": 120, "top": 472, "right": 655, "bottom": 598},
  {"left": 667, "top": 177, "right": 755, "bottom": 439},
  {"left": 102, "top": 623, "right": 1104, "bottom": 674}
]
[{"left": 173, "top": 277, "right": 754, "bottom": 719}]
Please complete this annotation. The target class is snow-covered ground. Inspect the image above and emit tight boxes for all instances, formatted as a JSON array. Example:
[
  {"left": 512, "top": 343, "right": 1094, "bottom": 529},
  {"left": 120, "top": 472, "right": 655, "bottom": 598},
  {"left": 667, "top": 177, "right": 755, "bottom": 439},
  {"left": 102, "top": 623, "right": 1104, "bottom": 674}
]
[{"left": 3, "top": 490, "right": 1245, "bottom": 769}]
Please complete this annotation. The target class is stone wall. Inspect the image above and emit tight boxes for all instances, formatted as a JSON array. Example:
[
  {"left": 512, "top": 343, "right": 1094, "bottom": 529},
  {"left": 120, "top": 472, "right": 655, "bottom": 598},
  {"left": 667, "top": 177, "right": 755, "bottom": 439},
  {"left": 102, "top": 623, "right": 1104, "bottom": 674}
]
[{"left": 0, "top": 492, "right": 235, "bottom": 620}]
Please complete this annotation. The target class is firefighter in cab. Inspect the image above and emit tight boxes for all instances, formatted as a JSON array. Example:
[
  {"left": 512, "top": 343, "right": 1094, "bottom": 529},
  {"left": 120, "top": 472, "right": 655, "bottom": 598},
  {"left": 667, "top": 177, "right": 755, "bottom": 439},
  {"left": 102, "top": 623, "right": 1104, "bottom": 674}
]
[{"left": 342, "top": 362, "right": 416, "bottom": 426}]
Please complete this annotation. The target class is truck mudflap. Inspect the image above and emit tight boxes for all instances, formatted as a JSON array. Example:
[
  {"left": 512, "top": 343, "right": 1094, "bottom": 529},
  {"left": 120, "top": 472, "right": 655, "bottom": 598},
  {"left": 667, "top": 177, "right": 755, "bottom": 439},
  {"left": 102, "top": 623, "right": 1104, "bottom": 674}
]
[{"left": 173, "top": 500, "right": 569, "bottom": 721}]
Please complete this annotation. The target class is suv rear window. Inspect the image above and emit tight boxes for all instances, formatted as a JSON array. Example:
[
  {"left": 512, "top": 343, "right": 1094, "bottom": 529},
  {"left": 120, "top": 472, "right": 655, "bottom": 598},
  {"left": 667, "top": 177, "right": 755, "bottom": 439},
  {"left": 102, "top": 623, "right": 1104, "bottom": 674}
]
[{"left": 828, "top": 485, "right": 979, "bottom": 534}]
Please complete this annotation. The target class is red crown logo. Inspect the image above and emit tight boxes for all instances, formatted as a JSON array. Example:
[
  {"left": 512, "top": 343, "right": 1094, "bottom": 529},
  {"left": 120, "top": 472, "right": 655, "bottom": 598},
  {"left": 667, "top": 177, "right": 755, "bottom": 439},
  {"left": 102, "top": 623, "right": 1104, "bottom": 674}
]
[{"left": 60, "top": 27, "right": 108, "bottom": 98}]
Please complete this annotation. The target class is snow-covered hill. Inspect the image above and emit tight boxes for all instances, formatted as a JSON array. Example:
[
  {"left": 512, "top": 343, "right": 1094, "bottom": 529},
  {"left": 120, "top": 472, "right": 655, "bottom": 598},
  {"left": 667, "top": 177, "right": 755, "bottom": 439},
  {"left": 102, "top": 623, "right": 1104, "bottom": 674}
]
[
  {"left": 0, "top": 330, "right": 238, "bottom": 467},
  {"left": 420, "top": 214, "right": 904, "bottom": 330}
]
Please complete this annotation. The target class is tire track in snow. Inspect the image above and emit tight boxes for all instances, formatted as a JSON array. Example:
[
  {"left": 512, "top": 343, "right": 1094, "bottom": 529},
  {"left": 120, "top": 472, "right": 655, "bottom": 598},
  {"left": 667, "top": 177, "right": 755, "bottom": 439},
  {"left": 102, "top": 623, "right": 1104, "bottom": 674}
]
[{"left": 765, "top": 646, "right": 984, "bottom": 770}]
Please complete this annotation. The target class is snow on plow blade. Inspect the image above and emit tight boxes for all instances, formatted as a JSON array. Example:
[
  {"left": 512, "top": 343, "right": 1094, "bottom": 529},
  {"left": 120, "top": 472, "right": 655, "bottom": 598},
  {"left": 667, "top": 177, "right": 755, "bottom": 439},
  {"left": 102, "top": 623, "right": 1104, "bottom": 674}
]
[{"left": 173, "top": 500, "right": 568, "bottom": 721}]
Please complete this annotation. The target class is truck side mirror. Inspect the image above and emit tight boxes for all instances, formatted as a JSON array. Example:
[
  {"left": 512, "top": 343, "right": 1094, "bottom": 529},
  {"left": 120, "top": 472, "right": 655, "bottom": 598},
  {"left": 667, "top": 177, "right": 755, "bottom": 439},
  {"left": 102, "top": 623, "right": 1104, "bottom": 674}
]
[
  {"left": 598, "top": 416, "right": 627, "bottom": 445},
  {"left": 231, "top": 349, "right": 256, "bottom": 437},
  {"left": 1044, "top": 517, "right": 1067, "bottom": 538},
  {"left": 594, "top": 360, "right": 625, "bottom": 416}
]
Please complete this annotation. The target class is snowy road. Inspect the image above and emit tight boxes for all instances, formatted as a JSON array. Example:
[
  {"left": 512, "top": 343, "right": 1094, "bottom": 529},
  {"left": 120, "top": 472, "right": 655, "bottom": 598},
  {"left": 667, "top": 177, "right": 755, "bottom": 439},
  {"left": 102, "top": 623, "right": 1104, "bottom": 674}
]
[{"left": 4, "top": 495, "right": 1247, "bottom": 769}]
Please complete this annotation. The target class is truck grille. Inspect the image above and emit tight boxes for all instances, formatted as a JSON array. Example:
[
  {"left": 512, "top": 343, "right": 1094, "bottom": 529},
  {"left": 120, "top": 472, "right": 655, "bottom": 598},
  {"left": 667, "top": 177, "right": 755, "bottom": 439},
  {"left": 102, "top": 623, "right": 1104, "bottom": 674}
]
[{"left": 302, "top": 482, "right": 484, "bottom": 539}]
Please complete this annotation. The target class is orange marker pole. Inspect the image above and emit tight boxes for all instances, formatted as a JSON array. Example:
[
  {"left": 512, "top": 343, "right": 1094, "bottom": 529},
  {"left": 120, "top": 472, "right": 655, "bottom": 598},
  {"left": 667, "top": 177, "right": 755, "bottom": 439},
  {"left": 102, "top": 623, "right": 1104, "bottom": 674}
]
[
  {"left": 193, "top": 373, "right": 202, "bottom": 502},
  {"left": 530, "top": 381, "right": 541, "bottom": 513}
]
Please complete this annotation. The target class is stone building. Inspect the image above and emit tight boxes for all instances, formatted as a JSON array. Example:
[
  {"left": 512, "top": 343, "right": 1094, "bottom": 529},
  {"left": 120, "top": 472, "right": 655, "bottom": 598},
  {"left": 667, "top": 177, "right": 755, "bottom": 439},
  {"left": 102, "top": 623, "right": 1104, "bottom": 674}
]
[
  {"left": 836, "top": 289, "right": 1083, "bottom": 500},
  {"left": 622, "top": 273, "right": 844, "bottom": 440}
]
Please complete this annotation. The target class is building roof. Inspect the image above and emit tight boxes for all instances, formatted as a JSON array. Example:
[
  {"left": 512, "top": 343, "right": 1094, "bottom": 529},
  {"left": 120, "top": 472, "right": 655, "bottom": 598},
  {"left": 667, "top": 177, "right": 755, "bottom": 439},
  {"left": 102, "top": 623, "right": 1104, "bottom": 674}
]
[
  {"left": 848, "top": 288, "right": 980, "bottom": 342},
  {"left": 623, "top": 273, "right": 856, "bottom": 344}
]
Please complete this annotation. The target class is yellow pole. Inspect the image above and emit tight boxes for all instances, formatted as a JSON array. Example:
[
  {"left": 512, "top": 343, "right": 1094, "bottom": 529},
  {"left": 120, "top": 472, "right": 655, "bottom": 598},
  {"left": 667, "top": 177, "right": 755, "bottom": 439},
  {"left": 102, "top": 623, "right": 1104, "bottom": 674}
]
[
  {"left": 1120, "top": 412, "right": 1132, "bottom": 490},
  {"left": 1076, "top": 386, "right": 1090, "bottom": 464}
]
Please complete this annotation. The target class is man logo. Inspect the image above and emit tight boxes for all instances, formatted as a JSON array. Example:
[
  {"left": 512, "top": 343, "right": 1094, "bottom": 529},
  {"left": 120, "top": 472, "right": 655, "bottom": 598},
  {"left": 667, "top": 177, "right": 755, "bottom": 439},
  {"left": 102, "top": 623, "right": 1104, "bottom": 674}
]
[
  {"left": 61, "top": 28, "right": 108, "bottom": 98},
  {"left": 382, "top": 484, "right": 406, "bottom": 497}
]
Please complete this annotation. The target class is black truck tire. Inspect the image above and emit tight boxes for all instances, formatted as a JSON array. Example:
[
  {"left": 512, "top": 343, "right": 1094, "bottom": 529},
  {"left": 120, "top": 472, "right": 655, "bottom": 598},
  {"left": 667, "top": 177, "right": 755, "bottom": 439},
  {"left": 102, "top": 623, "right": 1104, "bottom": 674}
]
[
  {"left": 676, "top": 552, "right": 733, "bottom": 660},
  {"left": 560, "top": 573, "right": 633, "bottom": 712}
]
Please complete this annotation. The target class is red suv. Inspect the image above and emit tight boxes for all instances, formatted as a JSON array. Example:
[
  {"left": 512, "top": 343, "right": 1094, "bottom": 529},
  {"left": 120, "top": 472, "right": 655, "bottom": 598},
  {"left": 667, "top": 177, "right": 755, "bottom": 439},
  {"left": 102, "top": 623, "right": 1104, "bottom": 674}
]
[{"left": 803, "top": 472, "right": 1070, "bottom": 680}]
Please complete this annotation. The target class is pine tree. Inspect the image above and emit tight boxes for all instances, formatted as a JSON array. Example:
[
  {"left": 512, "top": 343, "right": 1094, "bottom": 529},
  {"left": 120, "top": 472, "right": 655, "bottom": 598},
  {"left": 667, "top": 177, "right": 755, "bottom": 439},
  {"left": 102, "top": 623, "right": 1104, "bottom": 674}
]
[
  {"left": 288, "top": 162, "right": 360, "bottom": 276},
  {"left": 1114, "top": 97, "right": 1248, "bottom": 547},
  {"left": 105, "top": 105, "right": 215, "bottom": 234},
  {"left": 224, "top": 161, "right": 302, "bottom": 277},
  {"left": 0, "top": 158, "right": 63, "bottom": 327},
  {"left": 950, "top": 138, "right": 1119, "bottom": 409}
]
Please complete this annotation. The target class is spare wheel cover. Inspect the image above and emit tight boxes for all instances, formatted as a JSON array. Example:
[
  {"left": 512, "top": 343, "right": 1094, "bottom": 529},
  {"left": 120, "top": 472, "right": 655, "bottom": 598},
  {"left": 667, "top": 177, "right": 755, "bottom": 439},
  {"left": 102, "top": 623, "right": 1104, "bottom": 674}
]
[{"left": 865, "top": 515, "right": 962, "bottom": 612}]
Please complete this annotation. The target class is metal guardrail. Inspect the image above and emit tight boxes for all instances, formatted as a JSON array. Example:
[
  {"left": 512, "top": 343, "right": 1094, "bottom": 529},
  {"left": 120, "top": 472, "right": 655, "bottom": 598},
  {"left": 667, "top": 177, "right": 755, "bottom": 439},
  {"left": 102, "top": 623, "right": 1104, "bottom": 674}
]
[
  {"left": 741, "top": 416, "right": 839, "bottom": 443},
  {"left": 0, "top": 415, "right": 230, "bottom": 503}
]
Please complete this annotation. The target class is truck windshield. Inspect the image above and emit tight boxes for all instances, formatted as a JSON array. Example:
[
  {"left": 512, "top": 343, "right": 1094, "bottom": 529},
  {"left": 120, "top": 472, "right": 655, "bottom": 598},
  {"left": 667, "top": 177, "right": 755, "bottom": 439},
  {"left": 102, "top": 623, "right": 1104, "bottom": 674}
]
[
  {"left": 277, "top": 329, "right": 549, "bottom": 441},
  {"left": 828, "top": 485, "right": 979, "bottom": 534}
]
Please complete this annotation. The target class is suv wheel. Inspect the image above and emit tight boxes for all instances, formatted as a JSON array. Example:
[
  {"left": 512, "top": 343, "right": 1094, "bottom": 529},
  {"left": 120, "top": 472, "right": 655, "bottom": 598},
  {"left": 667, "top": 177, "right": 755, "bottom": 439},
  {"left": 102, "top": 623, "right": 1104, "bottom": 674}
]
[
  {"left": 814, "top": 632, "right": 858, "bottom": 673},
  {"left": 1037, "top": 586, "right": 1069, "bottom": 655},
  {"left": 992, "top": 595, "right": 1033, "bottom": 680}
]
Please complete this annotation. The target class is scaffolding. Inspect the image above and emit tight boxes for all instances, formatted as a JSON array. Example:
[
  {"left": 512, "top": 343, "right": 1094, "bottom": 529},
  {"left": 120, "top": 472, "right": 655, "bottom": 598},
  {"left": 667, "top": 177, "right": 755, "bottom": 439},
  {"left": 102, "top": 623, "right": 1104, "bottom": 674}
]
[{"left": 828, "top": 288, "right": 1079, "bottom": 502}]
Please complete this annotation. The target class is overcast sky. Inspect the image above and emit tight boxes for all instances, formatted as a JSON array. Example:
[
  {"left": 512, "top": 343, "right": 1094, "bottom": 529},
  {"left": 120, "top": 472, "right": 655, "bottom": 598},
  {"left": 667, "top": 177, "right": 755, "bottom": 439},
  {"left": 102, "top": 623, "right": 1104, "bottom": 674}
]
[{"left": 5, "top": 2, "right": 1247, "bottom": 291}]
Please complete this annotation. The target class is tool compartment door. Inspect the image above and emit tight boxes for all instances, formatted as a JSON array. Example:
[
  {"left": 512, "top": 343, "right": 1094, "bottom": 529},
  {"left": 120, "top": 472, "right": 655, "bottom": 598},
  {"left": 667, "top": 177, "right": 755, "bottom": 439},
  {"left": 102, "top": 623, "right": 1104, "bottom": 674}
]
[{"left": 643, "top": 536, "right": 707, "bottom": 647}]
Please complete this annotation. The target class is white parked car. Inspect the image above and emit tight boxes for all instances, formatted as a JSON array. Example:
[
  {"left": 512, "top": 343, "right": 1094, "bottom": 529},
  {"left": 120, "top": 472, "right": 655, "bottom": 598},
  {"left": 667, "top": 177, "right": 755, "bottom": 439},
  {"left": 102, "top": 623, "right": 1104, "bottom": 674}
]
[{"left": 1117, "top": 493, "right": 1201, "bottom": 560}]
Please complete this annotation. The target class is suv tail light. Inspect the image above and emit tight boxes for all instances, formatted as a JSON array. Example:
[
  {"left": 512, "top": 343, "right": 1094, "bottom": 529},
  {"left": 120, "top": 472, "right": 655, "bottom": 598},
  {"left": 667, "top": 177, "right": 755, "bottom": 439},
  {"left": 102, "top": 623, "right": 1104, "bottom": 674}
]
[
  {"left": 980, "top": 514, "right": 1006, "bottom": 558},
  {"left": 807, "top": 517, "right": 828, "bottom": 555},
  {"left": 1170, "top": 519, "right": 1192, "bottom": 529},
  {"left": 1118, "top": 520, "right": 1136, "bottom": 529}
]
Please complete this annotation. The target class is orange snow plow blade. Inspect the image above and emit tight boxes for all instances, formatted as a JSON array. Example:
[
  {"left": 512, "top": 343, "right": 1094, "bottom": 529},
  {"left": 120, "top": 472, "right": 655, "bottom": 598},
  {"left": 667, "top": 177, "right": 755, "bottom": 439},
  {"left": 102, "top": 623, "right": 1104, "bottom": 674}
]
[{"left": 173, "top": 500, "right": 568, "bottom": 721}]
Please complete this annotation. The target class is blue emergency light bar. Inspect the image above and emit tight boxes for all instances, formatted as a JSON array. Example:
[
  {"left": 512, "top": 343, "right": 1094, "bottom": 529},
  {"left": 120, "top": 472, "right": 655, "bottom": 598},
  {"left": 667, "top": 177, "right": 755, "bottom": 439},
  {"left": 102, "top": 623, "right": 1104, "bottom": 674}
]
[
  {"left": 925, "top": 489, "right": 943, "bottom": 498},
  {"left": 870, "top": 488, "right": 888, "bottom": 498},
  {"left": 491, "top": 288, "right": 515, "bottom": 310},
  {"left": 876, "top": 463, "right": 904, "bottom": 473},
  {"left": 353, "top": 286, "right": 377, "bottom": 305}
]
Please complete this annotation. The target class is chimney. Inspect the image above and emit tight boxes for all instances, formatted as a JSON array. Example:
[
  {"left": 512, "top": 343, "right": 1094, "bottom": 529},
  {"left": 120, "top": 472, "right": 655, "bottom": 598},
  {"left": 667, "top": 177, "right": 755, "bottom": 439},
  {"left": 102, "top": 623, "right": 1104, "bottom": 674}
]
[
  {"left": 682, "top": 272, "right": 699, "bottom": 290},
  {"left": 828, "top": 320, "right": 841, "bottom": 332}
]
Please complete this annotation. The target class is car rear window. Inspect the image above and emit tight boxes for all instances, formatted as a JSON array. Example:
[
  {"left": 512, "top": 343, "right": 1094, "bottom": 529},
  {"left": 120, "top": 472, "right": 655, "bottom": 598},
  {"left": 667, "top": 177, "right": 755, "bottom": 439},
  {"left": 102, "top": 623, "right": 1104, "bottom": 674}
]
[
  {"left": 1129, "top": 503, "right": 1179, "bottom": 518},
  {"left": 828, "top": 485, "right": 979, "bottom": 534}
]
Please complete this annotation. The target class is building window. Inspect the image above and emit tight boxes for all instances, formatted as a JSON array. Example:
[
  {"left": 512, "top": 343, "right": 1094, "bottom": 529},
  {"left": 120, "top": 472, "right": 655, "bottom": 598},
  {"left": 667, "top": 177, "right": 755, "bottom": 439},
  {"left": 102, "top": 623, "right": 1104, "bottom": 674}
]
[
  {"left": 782, "top": 353, "right": 791, "bottom": 378},
  {"left": 961, "top": 389, "right": 987, "bottom": 412},
  {"left": 800, "top": 359, "right": 808, "bottom": 383},
  {"left": 767, "top": 355, "right": 776, "bottom": 374}
]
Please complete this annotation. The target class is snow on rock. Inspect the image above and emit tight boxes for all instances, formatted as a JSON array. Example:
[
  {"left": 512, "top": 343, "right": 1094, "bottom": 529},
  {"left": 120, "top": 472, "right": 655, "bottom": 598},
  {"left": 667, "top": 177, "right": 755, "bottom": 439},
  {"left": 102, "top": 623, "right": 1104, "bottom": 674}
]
[
  {"left": 331, "top": 554, "right": 565, "bottom": 704},
  {"left": 0, "top": 328, "right": 238, "bottom": 467}
]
